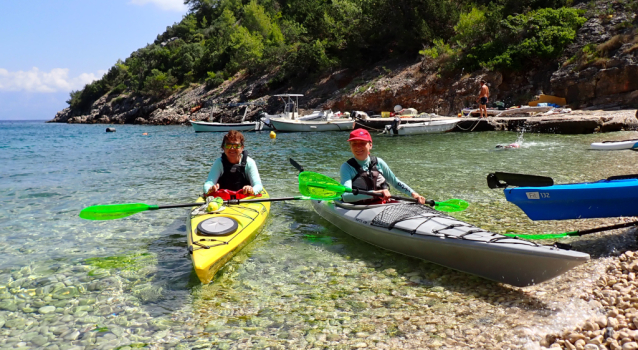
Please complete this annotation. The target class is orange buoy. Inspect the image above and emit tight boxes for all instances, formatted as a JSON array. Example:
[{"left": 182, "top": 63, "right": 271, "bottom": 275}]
[{"left": 142, "top": 133, "right": 148, "bottom": 136}]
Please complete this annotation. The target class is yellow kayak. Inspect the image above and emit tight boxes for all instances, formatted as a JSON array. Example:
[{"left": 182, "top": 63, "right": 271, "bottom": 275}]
[{"left": 187, "top": 190, "right": 270, "bottom": 284}]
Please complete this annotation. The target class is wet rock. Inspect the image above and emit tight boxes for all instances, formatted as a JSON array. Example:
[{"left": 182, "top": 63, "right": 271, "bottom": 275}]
[
  {"left": 38, "top": 306, "right": 55, "bottom": 314},
  {"left": 0, "top": 300, "right": 17, "bottom": 311},
  {"left": 5, "top": 318, "right": 26, "bottom": 329},
  {"left": 31, "top": 335, "right": 48, "bottom": 347}
]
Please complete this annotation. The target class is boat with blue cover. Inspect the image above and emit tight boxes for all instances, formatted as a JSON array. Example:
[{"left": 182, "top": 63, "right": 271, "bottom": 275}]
[{"left": 488, "top": 172, "right": 638, "bottom": 220}]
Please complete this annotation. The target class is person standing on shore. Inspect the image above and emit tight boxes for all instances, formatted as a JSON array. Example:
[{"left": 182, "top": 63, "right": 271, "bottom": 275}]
[{"left": 476, "top": 80, "right": 489, "bottom": 118}]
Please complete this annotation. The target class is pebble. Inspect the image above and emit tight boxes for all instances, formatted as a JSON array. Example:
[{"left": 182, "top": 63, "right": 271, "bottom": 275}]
[
  {"left": 547, "top": 250, "right": 638, "bottom": 349},
  {"left": 0, "top": 223, "right": 635, "bottom": 350},
  {"left": 39, "top": 306, "right": 55, "bottom": 314}
]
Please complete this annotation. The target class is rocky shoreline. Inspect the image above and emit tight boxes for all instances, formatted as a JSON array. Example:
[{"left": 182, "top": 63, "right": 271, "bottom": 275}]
[
  {"left": 457, "top": 109, "right": 638, "bottom": 133},
  {"left": 48, "top": 1, "right": 637, "bottom": 132},
  {"left": 543, "top": 246, "right": 638, "bottom": 350}
]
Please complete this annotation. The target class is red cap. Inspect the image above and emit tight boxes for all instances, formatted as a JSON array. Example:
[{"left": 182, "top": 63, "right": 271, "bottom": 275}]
[{"left": 347, "top": 128, "right": 372, "bottom": 142}]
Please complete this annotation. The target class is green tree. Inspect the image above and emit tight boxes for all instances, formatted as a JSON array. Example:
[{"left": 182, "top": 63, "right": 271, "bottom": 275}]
[
  {"left": 143, "top": 69, "right": 177, "bottom": 97},
  {"left": 453, "top": 8, "right": 487, "bottom": 47}
]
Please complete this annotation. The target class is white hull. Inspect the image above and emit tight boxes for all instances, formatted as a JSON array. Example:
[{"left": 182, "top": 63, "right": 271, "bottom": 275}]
[
  {"left": 591, "top": 139, "right": 638, "bottom": 150},
  {"left": 385, "top": 119, "right": 458, "bottom": 136},
  {"left": 191, "top": 120, "right": 263, "bottom": 132},
  {"left": 269, "top": 118, "right": 355, "bottom": 132}
]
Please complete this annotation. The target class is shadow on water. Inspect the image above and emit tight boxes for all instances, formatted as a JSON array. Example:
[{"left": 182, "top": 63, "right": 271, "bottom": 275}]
[
  {"left": 136, "top": 216, "right": 199, "bottom": 317},
  {"left": 555, "top": 227, "right": 638, "bottom": 259},
  {"left": 282, "top": 202, "right": 556, "bottom": 314}
]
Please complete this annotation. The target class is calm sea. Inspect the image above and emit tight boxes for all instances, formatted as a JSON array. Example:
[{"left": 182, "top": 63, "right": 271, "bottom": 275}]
[{"left": 1, "top": 120, "right": 637, "bottom": 348}]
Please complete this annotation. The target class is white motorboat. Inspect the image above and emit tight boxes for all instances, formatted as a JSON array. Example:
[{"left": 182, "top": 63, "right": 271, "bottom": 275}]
[
  {"left": 269, "top": 117, "right": 354, "bottom": 132},
  {"left": 260, "top": 94, "right": 303, "bottom": 128},
  {"left": 383, "top": 118, "right": 458, "bottom": 136},
  {"left": 260, "top": 94, "right": 348, "bottom": 130},
  {"left": 191, "top": 103, "right": 264, "bottom": 132},
  {"left": 191, "top": 120, "right": 264, "bottom": 132}
]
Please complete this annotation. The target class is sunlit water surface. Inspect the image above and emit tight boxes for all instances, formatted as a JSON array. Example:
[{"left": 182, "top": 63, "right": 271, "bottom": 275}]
[{"left": 1, "top": 121, "right": 638, "bottom": 349}]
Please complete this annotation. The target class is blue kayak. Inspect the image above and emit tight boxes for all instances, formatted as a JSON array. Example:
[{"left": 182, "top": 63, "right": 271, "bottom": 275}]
[{"left": 504, "top": 176, "right": 638, "bottom": 220}]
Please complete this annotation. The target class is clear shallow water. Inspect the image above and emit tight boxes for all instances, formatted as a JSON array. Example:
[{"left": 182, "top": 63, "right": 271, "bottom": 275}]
[{"left": 1, "top": 121, "right": 638, "bottom": 349}]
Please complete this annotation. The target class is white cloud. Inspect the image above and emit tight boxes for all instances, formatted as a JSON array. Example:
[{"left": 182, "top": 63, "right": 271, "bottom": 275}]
[
  {"left": 129, "top": 0, "right": 188, "bottom": 12},
  {"left": 0, "top": 67, "right": 106, "bottom": 93}
]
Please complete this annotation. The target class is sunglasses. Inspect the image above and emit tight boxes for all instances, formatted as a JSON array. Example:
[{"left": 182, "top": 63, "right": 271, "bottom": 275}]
[{"left": 224, "top": 143, "right": 242, "bottom": 150}]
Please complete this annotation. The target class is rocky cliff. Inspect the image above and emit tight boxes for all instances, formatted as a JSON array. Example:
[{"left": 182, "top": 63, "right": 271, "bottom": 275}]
[{"left": 49, "top": 2, "right": 637, "bottom": 125}]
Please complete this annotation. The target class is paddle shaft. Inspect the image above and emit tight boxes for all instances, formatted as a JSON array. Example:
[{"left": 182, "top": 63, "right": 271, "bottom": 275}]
[
  {"left": 226, "top": 196, "right": 307, "bottom": 205},
  {"left": 157, "top": 203, "right": 200, "bottom": 209},
  {"left": 352, "top": 188, "right": 434, "bottom": 206},
  {"left": 151, "top": 196, "right": 309, "bottom": 210},
  {"left": 568, "top": 220, "right": 638, "bottom": 237},
  {"left": 505, "top": 220, "right": 638, "bottom": 240}
]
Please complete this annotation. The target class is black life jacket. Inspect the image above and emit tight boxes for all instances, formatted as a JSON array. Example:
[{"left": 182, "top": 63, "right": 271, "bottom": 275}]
[
  {"left": 218, "top": 151, "right": 251, "bottom": 191},
  {"left": 347, "top": 156, "right": 389, "bottom": 191}
]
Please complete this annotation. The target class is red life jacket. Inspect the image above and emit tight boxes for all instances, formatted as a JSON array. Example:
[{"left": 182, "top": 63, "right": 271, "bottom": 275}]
[{"left": 205, "top": 189, "right": 262, "bottom": 200}]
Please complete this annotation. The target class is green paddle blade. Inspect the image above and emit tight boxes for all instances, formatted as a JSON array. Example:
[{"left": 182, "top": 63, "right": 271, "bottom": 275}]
[
  {"left": 299, "top": 172, "right": 346, "bottom": 200},
  {"left": 503, "top": 231, "right": 576, "bottom": 240},
  {"left": 79, "top": 203, "right": 158, "bottom": 221},
  {"left": 434, "top": 199, "right": 468, "bottom": 212}
]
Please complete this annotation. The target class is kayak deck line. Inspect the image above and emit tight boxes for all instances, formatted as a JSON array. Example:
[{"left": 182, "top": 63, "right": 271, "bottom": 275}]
[{"left": 367, "top": 202, "right": 538, "bottom": 243}]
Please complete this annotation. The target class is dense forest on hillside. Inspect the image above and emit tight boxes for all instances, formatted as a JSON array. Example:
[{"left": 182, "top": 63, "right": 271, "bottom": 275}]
[{"left": 66, "top": 0, "right": 608, "bottom": 112}]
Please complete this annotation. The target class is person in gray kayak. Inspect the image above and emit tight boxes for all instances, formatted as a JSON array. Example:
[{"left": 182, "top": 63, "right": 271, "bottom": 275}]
[
  {"left": 203, "top": 130, "right": 263, "bottom": 196},
  {"left": 340, "top": 128, "right": 426, "bottom": 204}
]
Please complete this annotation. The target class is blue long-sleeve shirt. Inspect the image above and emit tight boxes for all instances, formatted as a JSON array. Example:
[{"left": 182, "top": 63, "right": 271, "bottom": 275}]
[
  {"left": 203, "top": 154, "right": 263, "bottom": 194},
  {"left": 339, "top": 156, "right": 415, "bottom": 202}
]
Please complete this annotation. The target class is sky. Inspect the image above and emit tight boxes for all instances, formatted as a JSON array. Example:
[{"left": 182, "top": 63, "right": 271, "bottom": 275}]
[{"left": 0, "top": 0, "right": 190, "bottom": 120}]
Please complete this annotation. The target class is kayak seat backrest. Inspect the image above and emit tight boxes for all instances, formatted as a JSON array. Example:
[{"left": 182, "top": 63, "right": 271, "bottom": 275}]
[{"left": 487, "top": 172, "right": 554, "bottom": 188}]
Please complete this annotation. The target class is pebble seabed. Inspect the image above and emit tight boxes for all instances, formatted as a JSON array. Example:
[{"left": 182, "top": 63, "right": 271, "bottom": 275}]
[
  {"left": 4, "top": 123, "right": 638, "bottom": 349},
  {"left": 0, "top": 221, "right": 636, "bottom": 350}
]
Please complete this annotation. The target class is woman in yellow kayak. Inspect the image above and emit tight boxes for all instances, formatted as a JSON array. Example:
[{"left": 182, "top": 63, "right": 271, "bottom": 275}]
[
  {"left": 203, "top": 130, "right": 263, "bottom": 197},
  {"left": 340, "top": 128, "right": 426, "bottom": 204}
]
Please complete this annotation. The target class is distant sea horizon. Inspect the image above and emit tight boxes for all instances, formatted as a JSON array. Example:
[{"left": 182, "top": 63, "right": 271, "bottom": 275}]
[{"left": 0, "top": 119, "right": 47, "bottom": 122}]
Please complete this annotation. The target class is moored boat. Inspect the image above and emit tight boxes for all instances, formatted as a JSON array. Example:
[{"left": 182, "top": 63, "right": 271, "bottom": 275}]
[
  {"left": 590, "top": 139, "right": 638, "bottom": 150},
  {"left": 188, "top": 190, "right": 270, "bottom": 283},
  {"left": 261, "top": 94, "right": 351, "bottom": 131},
  {"left": 502, "top": 176, "right": 638, "bottom": 220},
  {"left": 191, "top": 120, "right": 264, "bottom": 132},
  {"left": 383, "top": 118, "right": 459, "bottom": 136},
  {"left": 311, "top": 199, "right": 589, "bottom": 287},
  {"left": 191, "top": 102, "right": 265, "bottom": 132},
  {"left": 353, "top": 112, "right": 455, "bottom": 132},
  {"left": 269, "top": 118, "right": 355, "bottom": 132}
]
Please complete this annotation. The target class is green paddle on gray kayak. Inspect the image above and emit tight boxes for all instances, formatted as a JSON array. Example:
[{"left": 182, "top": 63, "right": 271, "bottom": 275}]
[{"left": 298, "top": 171, "right": 468, "bottom": 213}]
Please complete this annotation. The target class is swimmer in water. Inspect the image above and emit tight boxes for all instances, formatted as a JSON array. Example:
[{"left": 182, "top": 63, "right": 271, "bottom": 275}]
[{"left": 495, "top": 143, "right": 520, "bottom": 149}]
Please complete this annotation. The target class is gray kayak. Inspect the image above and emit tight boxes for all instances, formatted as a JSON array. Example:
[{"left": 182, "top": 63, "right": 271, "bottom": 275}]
[{"left": 311, "top": 200, "right": 590, "bottom": 287}]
